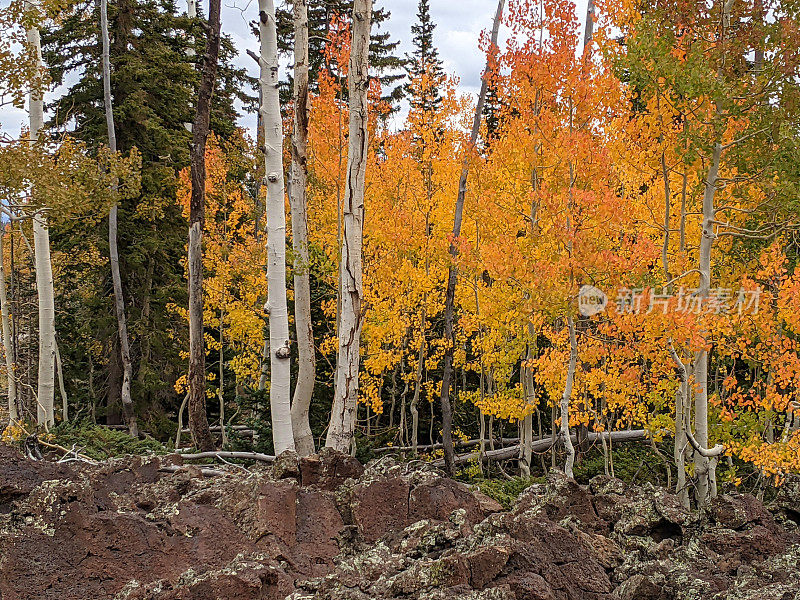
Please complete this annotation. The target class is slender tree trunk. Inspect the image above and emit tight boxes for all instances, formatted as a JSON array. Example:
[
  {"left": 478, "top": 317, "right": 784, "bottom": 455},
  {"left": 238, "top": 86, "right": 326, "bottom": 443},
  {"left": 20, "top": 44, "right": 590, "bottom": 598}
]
[
  {"left": 753, "top": 0, "right": 764, "bottom": 72},
  {"left": 187, "top": 0, "right": 221, "bottom": 451},
  {"left": 520, "top": 326, "right": 535, "bottom": 476},
  {"left": 438, "top": 0, "right": 505, "bottom": 475},
  {"left": 289, "top": 0, "right": 315, "bottom": 456},
  {"left": 389, "top": 361, "right": 398, "bottom": 428},
  {"left": 137, "top": 252, "right": 154, "bottom": 385},
  {"left": 0, "top": 231, "right": 17, "bottom": 423},
  {"left": 32, "top": 216, "right": 55, "bottom": 428},
  {"left": 258, "top": 337, "right": 269, "bottom": 391},
  {"left": 102, "top": 0, "right": 138, "bottom": 437},
  {"left": 670, "top": 342, "right": 690, "bottom": 507},
  {"left": 582, "top": 0, "right": 594, "bottom": 53},
  {"left": 325, "top": 0, "right": 372, "bottom": 452},
  {"left": 478, "top": 408, "right": 485, "bottom": 475},
  {"left": 55, "top": 341, "right": 67, "bottom": 420},
  {"left": 679, "top": 169, "right": 688, "bottom": 253},
  {"left": 184, "top": 0, "right": 197, "bottom": 131},
  {"left": 175, "top": 392, "right": 189, "bottom": 448},
  {"left": 399, "top": 359, "right": 408, "bottom": 445},
  {"left": 693, "top": 141, "right": 721, "bottom": 505},
  {"left": 661, "top": 149, "right": 671, "bottom": 280},
  {"left": 26, "top": 3, "right": 55, "bottom": 428},
  {"left": 218, "top": 307, "right": 226, "bottom": 447},
  {"left": 410, "top": 306, "right": 426, "bottom": 455},
  {"left": 561, "top": 316, "right": 577, "bottom": 478},
  {"left": 259, "top": 0, "right": 295, "bottom": 454}
]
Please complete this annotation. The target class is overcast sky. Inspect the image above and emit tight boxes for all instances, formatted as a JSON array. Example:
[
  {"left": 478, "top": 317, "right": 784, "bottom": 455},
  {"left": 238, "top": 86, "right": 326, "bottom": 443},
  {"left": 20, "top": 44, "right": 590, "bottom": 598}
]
[{"left": 0, "top": 0, "right": 590, "bottom": 136}]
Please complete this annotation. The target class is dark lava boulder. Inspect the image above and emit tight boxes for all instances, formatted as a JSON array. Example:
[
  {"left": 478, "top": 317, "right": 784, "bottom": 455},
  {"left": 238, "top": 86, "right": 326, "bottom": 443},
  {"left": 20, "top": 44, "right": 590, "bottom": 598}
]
[{"left": 1, "top": 446, "right": 799, "bottom": 600}]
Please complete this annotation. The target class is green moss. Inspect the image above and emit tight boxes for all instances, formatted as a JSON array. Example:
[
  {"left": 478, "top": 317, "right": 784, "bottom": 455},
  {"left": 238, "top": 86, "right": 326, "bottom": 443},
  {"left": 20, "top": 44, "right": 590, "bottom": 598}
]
[
  {"left": 573, "top": 442, "right": 667, "bottom": 486},
  {"left": 49, "top": 420, "right": 166, "bottom": 460},
  {"left": 472, "top": 476, "right": 544, "bottom": 510}
]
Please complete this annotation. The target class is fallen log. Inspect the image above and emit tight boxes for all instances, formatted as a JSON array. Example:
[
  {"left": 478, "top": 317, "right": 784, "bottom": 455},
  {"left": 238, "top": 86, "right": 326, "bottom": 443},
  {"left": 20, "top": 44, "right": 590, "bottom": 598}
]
[
  {"left": 159, "top": 465, "right": 226, "bottom": 477},
  {"left": 374, "top": 437, "right": 520, "bottom": 453},
  {"left": 178, "top": 450, "right": 275, "bottom": 463},
  {"left": 434, "top": 429, "right": 648, "bottom": 468},
  {"left": 179, "top": 425, "right": 255, "bottom": 436}
]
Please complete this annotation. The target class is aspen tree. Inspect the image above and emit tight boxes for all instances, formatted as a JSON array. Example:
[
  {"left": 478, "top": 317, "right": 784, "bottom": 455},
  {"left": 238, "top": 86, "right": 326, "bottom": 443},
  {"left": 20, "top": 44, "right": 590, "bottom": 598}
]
[
  {"left": 289, "top": 0, "right": 315, "bottom": 456},
  {"left": 26, "top": 0, "right": 56, "bottom": 428},
  {"left": 0, "top": 231, "right": 17, "bottom": 423},
  {"left": 326, "top": 0, "right": 372, "bottom": 453},
  {"left": 258, "top": 0, "right": 295, "bottom": 454},
  {"left": 438, "top": 0, "right": 505, "bottom": 474},
  {"left": 187, "top": 0, "right": 221, "bottom": 451},
  {"left": 101, "top": 0, "right": 138, "bottom": 437}
]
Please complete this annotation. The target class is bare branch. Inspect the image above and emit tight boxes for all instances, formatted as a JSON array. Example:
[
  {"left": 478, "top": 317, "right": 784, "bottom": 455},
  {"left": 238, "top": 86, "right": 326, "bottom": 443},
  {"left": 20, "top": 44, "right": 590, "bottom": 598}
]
[
  {"left": 686, "top": 430, "right": 725, "bottom": 457},
  {"left": 178, "top": 450, "right": 275, "bottom": 463}
]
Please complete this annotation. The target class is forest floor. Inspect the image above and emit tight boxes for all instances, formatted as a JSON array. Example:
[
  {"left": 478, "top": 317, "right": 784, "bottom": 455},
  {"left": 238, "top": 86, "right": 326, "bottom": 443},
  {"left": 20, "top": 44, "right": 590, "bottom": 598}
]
[{"left": 1, "top": 442, "right": 799, "bottom": 600}]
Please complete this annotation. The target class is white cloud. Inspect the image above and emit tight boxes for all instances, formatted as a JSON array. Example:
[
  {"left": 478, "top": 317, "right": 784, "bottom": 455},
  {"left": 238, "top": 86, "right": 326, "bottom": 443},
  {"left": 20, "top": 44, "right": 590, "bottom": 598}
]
[{"left": 0, "top": 0, "right": 592, "bottom": 137}]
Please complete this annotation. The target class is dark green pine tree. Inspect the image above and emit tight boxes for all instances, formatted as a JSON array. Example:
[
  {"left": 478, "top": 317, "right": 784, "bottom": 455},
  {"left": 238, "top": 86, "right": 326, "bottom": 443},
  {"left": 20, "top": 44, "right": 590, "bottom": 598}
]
[
  {"left": 404, "top": 0, "right": 445, "bottom": 114},
  {"left": 41, "top": 0, "right": 254, "bottom": 430},
  {"left": 482, "top": 78, "right": 503, "bottom": 142},
  {"left": 275, "top": 0, "right": 405, "bottom": 109}
]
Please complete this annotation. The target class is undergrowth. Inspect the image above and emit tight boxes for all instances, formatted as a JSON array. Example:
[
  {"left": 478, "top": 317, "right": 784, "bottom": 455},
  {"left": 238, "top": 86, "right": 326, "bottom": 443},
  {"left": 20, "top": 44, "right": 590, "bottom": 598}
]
[{"left": 48, "top": 420, "right": 166, "bottom": 460}]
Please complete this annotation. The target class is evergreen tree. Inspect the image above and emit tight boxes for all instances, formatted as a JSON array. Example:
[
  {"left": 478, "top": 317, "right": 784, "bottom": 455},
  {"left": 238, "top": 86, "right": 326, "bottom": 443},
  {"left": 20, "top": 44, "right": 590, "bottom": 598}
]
[
  {"left": 275, "top": 0, "right": 404, "bottom": 108},
  {"left": 404, "top": 0, "right": 445, "bottom": 114},
  {"left": 40, "top": 0, "right": 254, "bottom": 429}
]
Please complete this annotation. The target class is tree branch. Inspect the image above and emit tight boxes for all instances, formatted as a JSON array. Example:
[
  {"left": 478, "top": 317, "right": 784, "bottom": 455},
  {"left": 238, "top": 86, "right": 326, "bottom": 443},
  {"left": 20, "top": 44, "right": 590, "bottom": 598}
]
[{"left": 685, "top": 430, "right": 725, "bottom": 457}]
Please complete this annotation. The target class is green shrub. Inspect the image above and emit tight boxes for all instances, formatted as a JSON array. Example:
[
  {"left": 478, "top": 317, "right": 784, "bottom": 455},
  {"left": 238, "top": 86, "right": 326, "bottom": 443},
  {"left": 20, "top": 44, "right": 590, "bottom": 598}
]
[
  {"left": 49, "top": 420, "right": 166, "bottom": 460},
  {"left": 473, "top": 476, "right": 544, "bottom": 510}
]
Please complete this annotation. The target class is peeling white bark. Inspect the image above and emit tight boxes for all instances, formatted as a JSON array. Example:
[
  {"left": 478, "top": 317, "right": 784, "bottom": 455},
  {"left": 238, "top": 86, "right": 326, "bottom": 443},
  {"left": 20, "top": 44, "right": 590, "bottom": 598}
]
[
  {"left": 0, "top": 231, "right": 17, "bottom": 423},
  {"left": 325, "top": 0, "right": 372, "bottom": 453},
  {"left": 27, "top": 2, "right": 55, "bottom": 428},
  {"left": 258, "top": 0, "right": 295, "bottom": 454},
  {"left": 289, "top": 0, "right": 315, "bottom": 456},
  {"left": 102, "top": 0, "right": 138, "bottom": 436},
  {"left": 560, "top": 316, "right": 577, "bottom": 478}
]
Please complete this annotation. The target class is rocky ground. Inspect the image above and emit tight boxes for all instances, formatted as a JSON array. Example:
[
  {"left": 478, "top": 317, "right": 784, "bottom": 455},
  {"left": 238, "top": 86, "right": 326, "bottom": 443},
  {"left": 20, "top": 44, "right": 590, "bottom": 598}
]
[{"left": 1, "top": 444, "right": 799, "bottom": 600}]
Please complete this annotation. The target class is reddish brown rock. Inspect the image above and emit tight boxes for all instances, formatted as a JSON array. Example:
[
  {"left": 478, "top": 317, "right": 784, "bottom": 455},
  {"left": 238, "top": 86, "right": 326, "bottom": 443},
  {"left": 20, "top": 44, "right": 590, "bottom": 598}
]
[
  {"left": 467, "top": 545, "right": 511, "bottom": 589},
  {"left": 409, "top": 478, "right": 485, "bottom": 527},
  {"left": 299, "top": 448, "right": 364, "bottom": 490},
  {"left": 351, "top": 476, "right": 411, "bottom": 542}
]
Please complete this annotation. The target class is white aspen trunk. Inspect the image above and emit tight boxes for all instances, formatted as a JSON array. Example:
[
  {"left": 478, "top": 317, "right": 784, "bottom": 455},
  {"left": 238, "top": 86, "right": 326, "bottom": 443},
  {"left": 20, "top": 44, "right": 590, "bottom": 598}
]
[
  {"left": 219, "top": 311, "right": 226, "bottom": 447},
  {"left": 560, "top": 316, "right": 577, "bottom": 478},
  {"left": 478, "top": 409, "right": 485, "bottom": 475},
  {"left": 410, "top": 307, "right": 426, "bottom": 455},
  {"left": 669, "top": 341, "right": 691, "bottom": 508},
  {"left": 258, "top": 337, "right": 269, "bottom": 391},
  {"left": 184, "top": 0, "right": 196, "bottom": 132},
  {"left": 258, "top": 0, "right": 295, "bottom": 455},
  {"left": 661, "top": 149, "right": 671, "bottom": 279},
  {"left": 437, "top": 0, "right": 506, "bottom": 475},
  {"left": 27, "top": 5, "right": 55, "bottom": 428},
  {"left": 289, "top": 0, "right": 315, "bottom": 456},
  {"left": 0, "top": 231, "right": 18, "bottom": 423},
  {"left": 55, "top": 341, "right": 67, "bottom": 420},
  {"left": 693, "top": 141, "right": 721, "bottom": 505},
  {"left": 399, "top": 358, "right": 408, "bottom": 445},
  {"left": 325, "top": 0, "right": 372, "bottom": 452},
  {"left": 26, "top": 2, "right": 44, "bottom": 138},
  {"left": 520, "top": 322, "right": 536, "bottom": 476},
  {"left": 519, "top": 414, "right": 532, "bottom": 477},
  {"left": 102, "top": 0, "right": 138, "bottom": 437},
  {"left": 32, "top": 217, "right": 55, "bottom": 427},
  {"left": 689, "top": 0, "right": 735, "bottom": 506}
]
